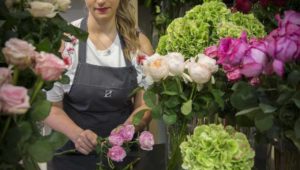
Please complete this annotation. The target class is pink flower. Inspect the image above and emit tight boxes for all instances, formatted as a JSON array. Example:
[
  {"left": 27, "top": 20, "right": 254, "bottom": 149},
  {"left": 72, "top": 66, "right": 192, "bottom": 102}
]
[
  {"left": 107, "top": 146, "right": 126, "bottom": 162},
  {"left": 2, "top": 38, "right": 36, "bottom": 69},
  {"left": 272, "top": 59, "right": 284, "bottom": 77},
  {"left": 226, "top": 68, "right": 242, "bottom": 81},
  {"left": 0, "top": 67, "right": 12, "bottom": 86},
  {"left": 0, "top": 84, "right": 30, "bottom": 114},
  {"left": 249, "top": 77, "right": 260, "bottom": 86},
  {"left": 119, "top": 124, "right": 135, "bottom": 142},
  {"left": 234, "top": 0, "right": 252, "bottom": 13},
  {"left": 138, "top": 131, "right": 154, "bottom": 151},
  {"left": 217, "top": 32, "right": 249, "bottom": 67},
  {"left": 34, "top": 52, "right": 67, "bottom": 81},
  {"left": 204, "top": 45, "right": 218, "bottom": 58},
  {"left": 280, "top": 10, "right": 300, "bottom": 26},
  {"left": 137, "top": 54, "right": 147, "bottom": 65},
  {"left": 108, "top": 134, "right": 124, "bottom": 146}
]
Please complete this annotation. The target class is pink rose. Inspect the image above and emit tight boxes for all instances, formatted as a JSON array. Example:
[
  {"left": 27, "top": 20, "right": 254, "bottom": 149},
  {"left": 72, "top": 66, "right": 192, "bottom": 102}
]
[
  {"left": 204, "top": 45, "right": 218, "bottom": 58},
  {"left": 138, "top": 131, "right": 154, "bottom": 151},
  {"left": 107, "top": 146, "right": 126, "bottom": 162},
  {"left": 0, "top": 67, "right": 12, "bottom": 86},
  {"left": 2, "top": 38, "right": 36, "bottom": 69},
  {"left": 0, "top": 84, "right": 30, "bottom": 114},
  {"left": 108, "top": 134, "right": 124, "bottom": 146},
  {"left": 34, "top": 52, "right": 67, "bottom": 81},
  {"left": 119, "top": 124, "right": 135, "bottom": 142}
]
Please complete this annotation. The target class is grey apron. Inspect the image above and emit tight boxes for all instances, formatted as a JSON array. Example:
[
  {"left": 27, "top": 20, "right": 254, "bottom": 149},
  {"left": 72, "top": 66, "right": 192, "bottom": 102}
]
[{"left": 48, "top": 18, "right": 138, "bottom": 170}]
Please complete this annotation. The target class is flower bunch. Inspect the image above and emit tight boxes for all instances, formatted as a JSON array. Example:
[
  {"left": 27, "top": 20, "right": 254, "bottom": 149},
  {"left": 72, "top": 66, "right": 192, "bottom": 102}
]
[
  {"left": 95, "top": 124, "right": 154, "bottom": 169},
  {"left": 205, "top": 10, "right": 300, "bottom": 150},
  {"left": 206, "top": 10, "right": 300, "bottom": 83},
  {"left": 0, "top": 0, "right": 87, "bottom": 169},
  {"left": 180, "top": 124, "right": 255, "bottom": 170}
]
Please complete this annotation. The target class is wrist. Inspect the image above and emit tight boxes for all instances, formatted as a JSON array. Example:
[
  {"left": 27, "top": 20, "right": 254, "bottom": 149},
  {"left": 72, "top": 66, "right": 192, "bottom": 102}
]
[{"left": 69, "top": 127, "right": 84, "bottom": 143}]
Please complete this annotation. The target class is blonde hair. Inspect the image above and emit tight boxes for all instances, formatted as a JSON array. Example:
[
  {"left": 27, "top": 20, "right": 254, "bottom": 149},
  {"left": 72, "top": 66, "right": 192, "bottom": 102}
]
[{"left": 116, "top": 0, "right": 140, "bottom": 59}]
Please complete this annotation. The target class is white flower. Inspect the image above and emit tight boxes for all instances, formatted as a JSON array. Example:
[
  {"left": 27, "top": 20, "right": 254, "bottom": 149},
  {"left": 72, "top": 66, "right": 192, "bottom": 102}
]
[
  {"left": 187, "top": 62, "right": 211, "bottom": 84},
  {"left": 196, "top": 54, "right": 218, "bottom": 73},
  {"left": 143, "top": 54, "right": 169, "bottom": 82},
  {"left": 166, "top": 52, "right": 185, "bottom": 76},
  {"left": 27, "top": 1, "right": 57, "bottom": 18},
  {"left": 54, "top": 0, "right": 71, "bottom": 12}
]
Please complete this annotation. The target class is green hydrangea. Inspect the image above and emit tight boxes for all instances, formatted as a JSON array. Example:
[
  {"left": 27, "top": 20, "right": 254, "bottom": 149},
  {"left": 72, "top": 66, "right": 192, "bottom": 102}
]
[
  {"left": 157, "top": 1, "right": 266, "bottom": 58},
  {"left": 180, "top": 124, "right": 255, "bottom": 170}
]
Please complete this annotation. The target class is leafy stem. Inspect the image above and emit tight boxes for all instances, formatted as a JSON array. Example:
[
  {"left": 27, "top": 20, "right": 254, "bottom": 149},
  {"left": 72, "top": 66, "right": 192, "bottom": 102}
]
[{"left": 30, "top": 76, "right": 44, "bottom": 104}]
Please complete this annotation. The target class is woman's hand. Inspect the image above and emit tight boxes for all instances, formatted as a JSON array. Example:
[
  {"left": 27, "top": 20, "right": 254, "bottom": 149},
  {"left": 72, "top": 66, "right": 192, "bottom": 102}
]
[{"left": 73, "top": 129, "right": 98, "bottom": 155}]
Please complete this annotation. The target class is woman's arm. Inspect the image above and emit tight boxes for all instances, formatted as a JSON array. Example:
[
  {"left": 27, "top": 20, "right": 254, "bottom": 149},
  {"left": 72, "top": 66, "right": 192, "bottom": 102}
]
[
  {"left": 44, "top": 103, "right": 98, "bottom": 154},
  {"left": 124, "top": 32, "right": 154, "bottom": 131}
]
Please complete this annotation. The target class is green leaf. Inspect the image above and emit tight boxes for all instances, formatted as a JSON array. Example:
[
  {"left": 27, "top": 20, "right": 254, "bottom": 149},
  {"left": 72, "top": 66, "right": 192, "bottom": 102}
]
[
  {"left": 292, "top": 92, "right": 300, "bottom": 109},
  {"left": 28, "top": 140, "right": 54, "bottom": 162},
  {"left": 255, "top": 114, "right": 273, "bottom": 132},
  {"left": 294, "top": 118, "right": 300, "bottom": 139},
  {"left": 36, "top": 38, "right": 52, "bottom": 52},
  {"left": 58, "top": 74, "right": 70, "bottom": 84},
  {"left": 30, "top": 100, "right": 51, "bottom": 121},
  {"left": 259, "top": 103, "right": 277, "bottom": 114},
  {"left": 235, "top": 107, "right": 260, "bottom": 117},
  {"left": 132, "top": 109, "right": 148, "bottom": 125},
  {"left": 143, "top": 90, "right": 157, "bottom": 108},
  {"left": 151, "top": 104, "right": 162, "bottom": 119},
  {"left": 230, "top": 82, "right": 258, "bottom": 110},
  {"left": 285, "top": 131, "right": 300, "bottom": 151},
  {"left": 18, "top": 122, "right": 32, "bottom": 144},
  {"left": 47, "top": 132, "right": 68, "bottom": 150},
  {"left": 288, "top": 70, "right": 300, "bottom": 86},
  {"left": 128, "top": 86, "right": 143, "bottom": 98},
  {"left": 277, "top": 91, "right": 293, "bottom": 105},
  {"left": 163, "top": 114, "right": 177, "bottom": 125},
  {"left": 181, "top": 100, "right": 192, "bottom": 115},
  {"left": 165, "top": 97, "right": 181, "bottom": 108},
  {"left": 210, "top": 88, "right": 225, "bottom": 109}
]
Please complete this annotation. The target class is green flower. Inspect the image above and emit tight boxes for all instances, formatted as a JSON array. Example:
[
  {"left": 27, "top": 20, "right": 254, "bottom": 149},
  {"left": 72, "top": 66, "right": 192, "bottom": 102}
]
[{"left": 180, "top": 124, "right": 255, "bottom": 170}]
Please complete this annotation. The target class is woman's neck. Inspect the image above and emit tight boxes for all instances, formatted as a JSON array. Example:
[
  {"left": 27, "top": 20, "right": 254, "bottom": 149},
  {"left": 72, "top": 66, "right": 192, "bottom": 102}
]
[{"left": 87, "top": 14, "right": 117, "bottom": 36}]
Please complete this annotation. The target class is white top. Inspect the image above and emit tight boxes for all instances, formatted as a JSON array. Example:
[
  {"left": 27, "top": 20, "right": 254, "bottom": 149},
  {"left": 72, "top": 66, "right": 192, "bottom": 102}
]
[{"left": 46, "top": 19, "right": 144, "bottom": 102}]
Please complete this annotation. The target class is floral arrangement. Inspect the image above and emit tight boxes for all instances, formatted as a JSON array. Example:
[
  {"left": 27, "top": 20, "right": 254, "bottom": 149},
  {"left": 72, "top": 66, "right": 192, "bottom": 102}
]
[
  {"left": 0, "top": 0, "right": 87, "bottom": 169},
  {"left": 205, "top": 10, "right": 300, "bottom": 150},
  {"left": 88, "top": 124, "right": 154, "bottom": 170},
  {"left": 156, "top": 0, "right": 266, "bottom": 58},
  {"left": 180, "top": 124, "right": 255, "bottom": 170}
]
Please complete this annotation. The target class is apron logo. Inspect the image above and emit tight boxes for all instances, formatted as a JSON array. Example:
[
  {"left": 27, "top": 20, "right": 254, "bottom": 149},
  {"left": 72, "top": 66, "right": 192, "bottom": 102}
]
[{"left": 104, "top": 90, "right": 113, "bottom": 98}]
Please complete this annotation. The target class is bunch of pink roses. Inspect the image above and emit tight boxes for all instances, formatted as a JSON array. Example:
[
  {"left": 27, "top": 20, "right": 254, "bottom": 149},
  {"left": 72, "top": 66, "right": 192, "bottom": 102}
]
[
  {"left": 0, "top": 38, "right": 69, "bottom": 115},
  {"left": 95, "top": 124, "right": 154, "bottom": 169},
  {"left": 205, "top": 10, "right": 300, "bottom": 84}
]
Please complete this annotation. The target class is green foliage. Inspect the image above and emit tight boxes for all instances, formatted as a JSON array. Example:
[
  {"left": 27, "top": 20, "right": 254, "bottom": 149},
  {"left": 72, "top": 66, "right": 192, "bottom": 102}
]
[
  {"left": 157, "top": 1, "right": 265, "bottom": 58},
  {"left": 180, "top": 124, "right": 255, "bottom": 170}
]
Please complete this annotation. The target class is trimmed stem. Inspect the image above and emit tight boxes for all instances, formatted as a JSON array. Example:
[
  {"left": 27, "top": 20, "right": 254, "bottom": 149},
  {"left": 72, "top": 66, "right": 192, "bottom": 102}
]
[
  {"left": 189, "top": 83, "right": 196, "bottom": 100},
  {"left": 54, "top": 149, "right": 76, "bottom": 156}
]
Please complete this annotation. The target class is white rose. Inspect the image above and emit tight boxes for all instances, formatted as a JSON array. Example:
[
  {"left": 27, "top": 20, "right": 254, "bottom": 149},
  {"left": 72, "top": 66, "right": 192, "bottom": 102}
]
[
  {"left": 196, "top": 54, "right": 218, "bottom": 73},
  {"left": 187, "top": 62, "right": 211, "bottom": 84},
  {"left": 27, "top": 1, "right": 57, "bottom": 18},
  {"left": 166, "top": 52, "right": 185, "bottom": 76},
  {"left": 143, "top": 54, "right": 169, "bottom": 82},
  {"left": 54, "top": 0, "right": 71, "bottom": 11}
]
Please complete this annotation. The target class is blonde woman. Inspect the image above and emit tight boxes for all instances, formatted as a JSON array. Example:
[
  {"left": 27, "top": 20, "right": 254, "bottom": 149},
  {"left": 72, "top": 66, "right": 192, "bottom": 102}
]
[{"left": 45, "top": 0, "right": 153, "bottom": 169}]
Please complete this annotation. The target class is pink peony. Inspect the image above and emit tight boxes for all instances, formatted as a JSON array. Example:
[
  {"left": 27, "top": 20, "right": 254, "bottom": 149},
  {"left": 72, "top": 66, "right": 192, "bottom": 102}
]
[
  {"left": 108, "top": 134, "right": 124, "bottom": 146},
  {"left": 0, "top": 67, "right": 12, "bottom": 86},
  {"left": 2, "top": 38, "right": 36, "bottom": 69},
  {"left": 34, "top": 52, "right": 67, "bottom": 81},
  {"left": 138, "top": 131, "right": 154, "bottom": 151},
  {"left": 226, "top": 68, "right": 242, "bottom": 81},
  {"left": 119, "top": 124, "right": 135, "bottom": 142},
  {"left": 204, "top": 45, "right": 218, "bottom": 58},
  {"left": 107, "top": 146, "right": 126, "bottom": 162},
  {"left": 0, "top": 84, "right": 30, "bottom": 114}
]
